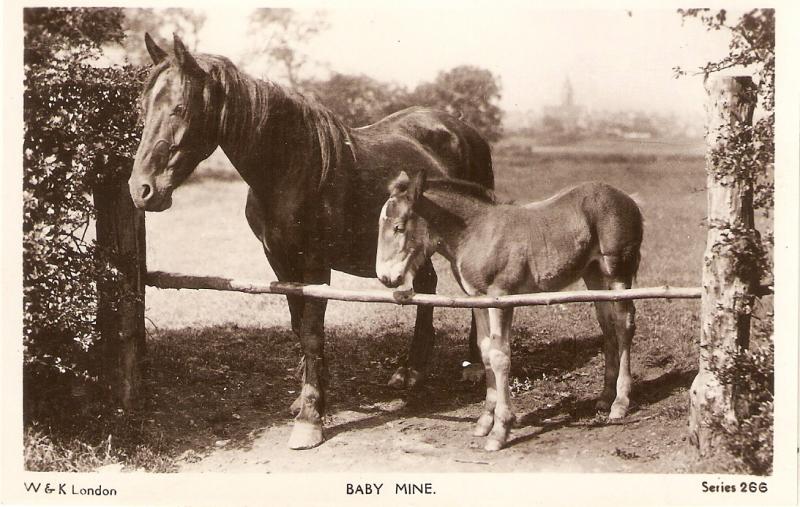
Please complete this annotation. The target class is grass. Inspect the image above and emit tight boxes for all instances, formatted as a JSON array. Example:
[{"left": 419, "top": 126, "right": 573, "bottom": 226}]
[{"left": 25, "top": 136, "right": 773, "bottom": 472}]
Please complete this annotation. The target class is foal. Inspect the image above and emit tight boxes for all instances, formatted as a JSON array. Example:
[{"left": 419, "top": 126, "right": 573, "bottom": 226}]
[{"left": 376, "top": 171, "right": 643, "bottom": 450}]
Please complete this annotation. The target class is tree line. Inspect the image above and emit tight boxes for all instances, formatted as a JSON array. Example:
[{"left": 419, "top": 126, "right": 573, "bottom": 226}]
[{"left": 123, "top": 8, "right": 504, "bottom": 141}]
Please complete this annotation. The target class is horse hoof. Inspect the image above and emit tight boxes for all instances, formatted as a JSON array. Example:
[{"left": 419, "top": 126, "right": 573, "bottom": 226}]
[
  {"left": 461, "top": 363, "right": 485, "bottom": 383},
  {"left": 608, "top": 402, "right": 629, "bottom": 420},
  {"left": 484, "top": 438, "right": 505, "bottom": 452},
  {"left": 473, "top": 413, "right": 494, "bottom": 437},
  {"left": 406, "top": 369, "right": 423, "bottom": 389},
  {"left": 388, "top": 367, "right": 408, "bottom": 389},
  {"left": 288, "top": 421, "right": 324, "bottom": 450},
  {"left": 289, "top": 395, "right": 302, "bottom": 415}
]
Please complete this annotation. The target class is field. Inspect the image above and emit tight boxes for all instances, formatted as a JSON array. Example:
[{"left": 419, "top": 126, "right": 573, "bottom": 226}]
[{"left": 27, "top": 136, "right": 769, "bottom": 473}]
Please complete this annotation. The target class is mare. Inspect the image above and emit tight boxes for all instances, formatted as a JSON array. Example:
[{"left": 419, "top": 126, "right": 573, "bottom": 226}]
[
  {"left": 376, "top": 171, "right": 644, "bottom": 450},
  {"left": 128, "top": 34, "right": 494, "bottom": 449}
]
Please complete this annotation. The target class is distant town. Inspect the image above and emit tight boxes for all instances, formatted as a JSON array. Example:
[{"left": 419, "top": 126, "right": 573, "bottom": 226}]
[{"left": 504, "top": 77, "right": 704, "bottom": 143}]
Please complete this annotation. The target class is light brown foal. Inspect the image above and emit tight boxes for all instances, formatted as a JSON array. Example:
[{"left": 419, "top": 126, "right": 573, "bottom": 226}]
[{"left": 376, "top": 171, "right": 643, "bottom": 451}]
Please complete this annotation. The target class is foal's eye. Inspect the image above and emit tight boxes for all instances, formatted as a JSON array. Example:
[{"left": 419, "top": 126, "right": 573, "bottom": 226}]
[
  {"left": 172, "top": 104, "right": 185, "bottom": 116},
  {"left": 393, "top": 224, "right": 405, "bottom": 234}
]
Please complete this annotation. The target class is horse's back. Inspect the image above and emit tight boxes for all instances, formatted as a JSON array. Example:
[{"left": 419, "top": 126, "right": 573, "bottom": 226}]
[
  {"left": 476, "top": 182, "right": 643, "bottom": 291},
  {"left": 355, "top": 106, "right": 494, "bottom": 189}
]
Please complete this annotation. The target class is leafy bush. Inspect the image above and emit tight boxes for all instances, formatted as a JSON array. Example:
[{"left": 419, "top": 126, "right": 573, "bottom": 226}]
[
  {"left": 23, "top": 7, "right": 144, "bottom": 418},
  {"left": 709, "top": 341, "right": 774, "bottom": 475}
]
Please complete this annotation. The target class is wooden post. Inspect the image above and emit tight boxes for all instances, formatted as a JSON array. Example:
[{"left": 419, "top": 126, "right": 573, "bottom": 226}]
[
  {"left": 94, "top": 177, "right": 146, "bottom": 411},
  {"left": 689, "top": 76, "right": 758, "bottom": 453}
]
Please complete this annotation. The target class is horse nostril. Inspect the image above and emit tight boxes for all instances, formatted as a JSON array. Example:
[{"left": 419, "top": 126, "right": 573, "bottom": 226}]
[{"left": 141, "top": 184, "right": 152, "bottom": 201}]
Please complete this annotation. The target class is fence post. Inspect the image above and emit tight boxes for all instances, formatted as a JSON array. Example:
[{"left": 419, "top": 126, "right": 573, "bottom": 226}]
[
  {"left": 94, "top": 176, "right": 146, "bottom": 411},
  {"left": 689, "top": 76, "right": 758, "bottom": 454}
]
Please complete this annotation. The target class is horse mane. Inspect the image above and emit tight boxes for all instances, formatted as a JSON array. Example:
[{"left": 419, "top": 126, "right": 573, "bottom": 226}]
[
  {"left": 424, "top": 177, "right": 499, "bottom": 204},
  {"left": 142, "top": 54, "right": 353, "bottom": 189}
]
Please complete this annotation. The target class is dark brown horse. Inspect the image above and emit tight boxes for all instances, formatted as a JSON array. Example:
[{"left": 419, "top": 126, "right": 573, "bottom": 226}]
[
  {"left": 376, "top": 172, "right": 643, "bottom": 450},
  {"left": 128, "top": 34, "right": 493, "bottom": 449}
]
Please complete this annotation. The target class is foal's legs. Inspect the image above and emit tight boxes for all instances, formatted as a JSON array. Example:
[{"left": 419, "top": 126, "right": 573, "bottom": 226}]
[
  {"left": 483, "top": 307, "right": 515, "bottom": 451},
  {"left": 389, "top": 259, "right": 437, "bottom": 389},
  {"left": 608, "top": 281, "right": 635, "bottom": 419},
  {"left": 584, "top": 262, "right": 636, "bottom": 419},
  {"left": 583, "top": 266, "right": 618, "bottom": 411},
  {"left": 472, "top": 309, "right": 496, "bottom": 437}
]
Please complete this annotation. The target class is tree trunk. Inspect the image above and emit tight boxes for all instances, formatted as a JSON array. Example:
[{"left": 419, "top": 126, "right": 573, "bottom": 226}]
[
  {"left": 94, "top": 178, "right": 146, "bottom": 411},
  {"left": 689, "top": 76, "right": 758, "bottom": 454}
]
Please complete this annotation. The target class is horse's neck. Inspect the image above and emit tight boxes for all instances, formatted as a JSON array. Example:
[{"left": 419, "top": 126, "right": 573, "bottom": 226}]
[
  {"left": 216, "top": 75, "right": 309, "bottom": 188},
  {"left": 419, "top": 191, "right": 492, "bottom": 260}
]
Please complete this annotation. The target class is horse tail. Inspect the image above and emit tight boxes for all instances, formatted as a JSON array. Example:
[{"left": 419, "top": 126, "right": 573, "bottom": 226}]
[
  {"left": 628, "top": 193, "right": 644, "bottom": 287},
  {"left": 629, "top": 247, "right": 641, "bottom": 287}
]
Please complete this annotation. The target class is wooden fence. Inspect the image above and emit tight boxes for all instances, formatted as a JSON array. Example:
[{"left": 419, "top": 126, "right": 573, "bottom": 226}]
[{"left": 97, "top": 75, "right": 765, "bottom": 457}]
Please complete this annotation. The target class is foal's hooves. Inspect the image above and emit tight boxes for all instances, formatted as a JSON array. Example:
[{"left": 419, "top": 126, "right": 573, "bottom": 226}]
[
  {"left": 473, "top": 412, "right": 494, "bottom": 437},
  {"left": 608, "top": 403, "right": 629, "bottom": 420},
  {"left": 288, "top": 421, "right": 324, "bottom": 450},
  {"left": 484, "top": 438, "right": 505, "bottom": 452},
  {"left": 388, "top": 367, "right": 408, "bottom": 389}
]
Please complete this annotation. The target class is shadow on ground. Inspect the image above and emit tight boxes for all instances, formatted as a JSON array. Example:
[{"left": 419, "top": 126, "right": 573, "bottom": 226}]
[{"left": 134, "top": 324, "right": 696, "bottom": 458}]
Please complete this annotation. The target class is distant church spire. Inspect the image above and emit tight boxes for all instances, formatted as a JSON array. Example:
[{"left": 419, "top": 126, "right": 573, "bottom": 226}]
[{"left": 562, "top": 76, "right": 574, "bottom": 107}]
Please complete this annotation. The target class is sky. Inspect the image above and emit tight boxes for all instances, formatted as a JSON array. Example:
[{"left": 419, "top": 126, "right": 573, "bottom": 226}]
[{"left": 193, "top": 7, "right": 733, "bottom": 118}]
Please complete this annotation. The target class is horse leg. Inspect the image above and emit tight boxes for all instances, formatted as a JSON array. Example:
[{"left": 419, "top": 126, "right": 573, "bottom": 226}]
[
  {"left": 287, "top": 265, "right": 331, "bottom": 450},
  {"left": 485, "top": 307, "right": 515, "bottom": 451},
  {"left": 461, "top": 312, "right": 485, "bottom": 383},
  {"left": 246, "top": 192, "right": 307, "bottom": 415},
  {"left": 260, "top": 247, "right": 306, "bottom": 415},
  {"left": 472, "top": 308, "right": 495, "bottom": 436},
  {"left": 389, "top": 259, "right": 437, "bottom": 389},
  {"left": 583, "top": 266, "right": 618, "bottom": 412},
  {"left": 286, "top": 294, "right": 306, "bottom": 415},
  {"left": 609, "top": 281, "right": 636, "bottom": 420}
]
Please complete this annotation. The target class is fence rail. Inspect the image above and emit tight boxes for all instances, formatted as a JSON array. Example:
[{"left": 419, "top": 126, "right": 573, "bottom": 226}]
[{"left": 146, "top": 270, "right": 717, "bottom": 308}]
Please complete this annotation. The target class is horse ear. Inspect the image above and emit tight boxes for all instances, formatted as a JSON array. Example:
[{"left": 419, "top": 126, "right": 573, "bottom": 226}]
[
  {"left": 389, "top": 171, "right": 411, "bottom": 196},
  {"left": 172, "top": 33, "right": 205, "bottom": 77},
  {"left": 144, "top": 32, "right": 167, "bottom": 65},
  {"left": 410, "top": 170, "right": 426, "bottom": 203}
]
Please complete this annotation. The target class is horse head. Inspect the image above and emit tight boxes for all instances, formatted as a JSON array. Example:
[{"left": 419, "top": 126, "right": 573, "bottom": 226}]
[
  {"left": 376, "top": 170, "right": 434, "bottom": 289},
  {"left": 129, "top": 33, "right": 221, "bottom": 211}
]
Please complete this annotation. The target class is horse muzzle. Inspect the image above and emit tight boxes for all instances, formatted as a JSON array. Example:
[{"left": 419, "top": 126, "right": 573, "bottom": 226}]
[
  {"left": 376, "top": 263, "right": 414, "bottom": 291},
  {"left": 379, "top": 273, "right": 403, "bottom": 288},
  {"left": 128, "top": 175, "right": 174, "bottom": 212}
]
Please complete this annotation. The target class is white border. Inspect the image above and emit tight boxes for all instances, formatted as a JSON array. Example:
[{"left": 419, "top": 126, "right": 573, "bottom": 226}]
[{"left": 2, "top": 1, "right": 797, "bottom": 506}]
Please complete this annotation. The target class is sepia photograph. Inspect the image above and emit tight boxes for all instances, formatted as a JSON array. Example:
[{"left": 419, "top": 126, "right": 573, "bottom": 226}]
[{"left": 3, "top": 1, "right": 798, "bottom": 506}]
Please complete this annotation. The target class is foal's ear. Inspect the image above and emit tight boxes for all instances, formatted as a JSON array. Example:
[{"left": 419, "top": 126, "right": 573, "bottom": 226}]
[
  {"left": 389, "top": 171, "right": 411, "bottom": 197},
  {"left": 409, "top": 170, "right": 426, "bottom": 203},
  {"left": 144, "top": 32, "right": 167, "bottom": 65},
  {"left": 172, "top": 33, "right": 205, "bottom": 77}
]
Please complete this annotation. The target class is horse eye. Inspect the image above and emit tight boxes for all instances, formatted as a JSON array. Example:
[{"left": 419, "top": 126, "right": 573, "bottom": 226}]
[{"left": 172, "top": 104, "right": 184, "bottom": 115}]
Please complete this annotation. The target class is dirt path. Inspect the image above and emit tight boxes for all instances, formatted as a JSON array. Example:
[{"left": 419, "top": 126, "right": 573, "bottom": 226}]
[{"left": 177, "top": 380, "right": 699, "bottom": 474}]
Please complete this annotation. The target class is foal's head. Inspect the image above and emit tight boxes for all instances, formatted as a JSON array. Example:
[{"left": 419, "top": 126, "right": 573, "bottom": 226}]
[
  {"left": 129, "top": 33, "right": 222, "bottom": 211},
  {"left": 375, "top": 171, "right": 434, "bottom": 289}
]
